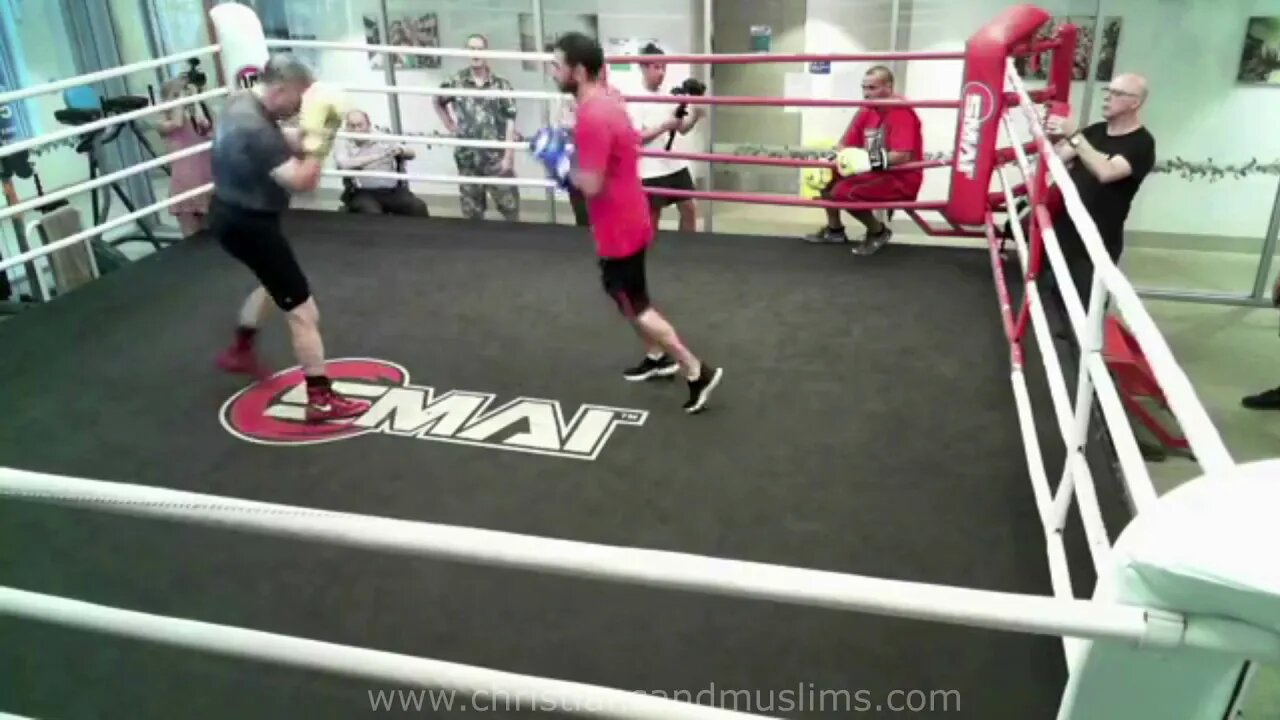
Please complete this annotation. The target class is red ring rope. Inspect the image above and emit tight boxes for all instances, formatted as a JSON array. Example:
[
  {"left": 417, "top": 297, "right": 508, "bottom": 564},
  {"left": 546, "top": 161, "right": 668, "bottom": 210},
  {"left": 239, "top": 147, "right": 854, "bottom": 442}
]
[
  {"left": 639, "top": 149, "right": 950, "bottom": 174},
  {"left": 604, "top": 51, "right": 966, "bottom": 65},
  {"left": 643, "top": 187, "right": 947, "bottom": 213},
  {"left": 623, "top": 95, "right": 960, "bottom": 109}
]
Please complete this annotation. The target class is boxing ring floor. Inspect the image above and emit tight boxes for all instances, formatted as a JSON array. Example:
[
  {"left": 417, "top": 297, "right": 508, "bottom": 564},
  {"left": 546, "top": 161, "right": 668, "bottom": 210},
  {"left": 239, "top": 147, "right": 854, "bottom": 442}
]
[{"left": 0, "top": 210, "right": 1132, "bottom": 718}]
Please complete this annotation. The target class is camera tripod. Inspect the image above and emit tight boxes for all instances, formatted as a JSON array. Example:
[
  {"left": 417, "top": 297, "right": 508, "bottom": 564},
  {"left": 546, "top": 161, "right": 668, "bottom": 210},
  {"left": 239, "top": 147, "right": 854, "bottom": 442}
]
[{"left": 55, "top": 95, "right": 173, "bottom": 251}]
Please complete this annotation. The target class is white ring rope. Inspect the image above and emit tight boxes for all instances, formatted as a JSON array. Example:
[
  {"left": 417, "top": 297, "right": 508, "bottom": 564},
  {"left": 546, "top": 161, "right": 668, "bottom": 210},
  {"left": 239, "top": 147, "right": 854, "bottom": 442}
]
[
  {"left": 0, "top": 185, "right": 212, "bottom": 274},
  {"left": 328, "top": 169, "right": 553, "bottom": 188},
  {"left": 269, "top": 38, "right": 555, "bottom": 64},
  {"left": 0, "top": 46, "right": 220, "bottom": 107},
  {"left": 996, "top": 115, "right": 1110, "bottom": 576},
  {"left": 336, "top": 131, "right": 527, "bottom": 151},
  {"left": 0, "top": 142, "right": 211, "bottom": 225},
  {"left": 337, "top": 83, "right": 564, "bottom": 102},
  {"left": 999, "top": 114, "right": 1157, "bottom": 517},
  {"left": 0, "top": 586, "right": 768, "bottom": 720},
  {"left": 1004, "top": 60, "right": 1235, "bottom": 475},
  {"left": 0, "top": 34, "right": 1264, "bottom": 719},
  {"left": 5, "top": 466, "right": 1280, "bottom": 664},
  {"left": 0, "top": 88, "right": 227, "bottom": 161}
]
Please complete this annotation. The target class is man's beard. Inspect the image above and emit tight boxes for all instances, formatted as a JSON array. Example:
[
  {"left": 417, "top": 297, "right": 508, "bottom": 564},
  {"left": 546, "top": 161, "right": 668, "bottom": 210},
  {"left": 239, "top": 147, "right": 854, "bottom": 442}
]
[{"left": 557, "top": 79, "right": 578, "bottom": 94}]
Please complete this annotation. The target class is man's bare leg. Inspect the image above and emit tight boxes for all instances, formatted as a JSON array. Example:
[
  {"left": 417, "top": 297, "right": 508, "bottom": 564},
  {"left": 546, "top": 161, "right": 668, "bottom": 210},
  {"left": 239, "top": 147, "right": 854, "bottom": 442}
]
[
  {"left": 285, "top": 297, "right": 326, "bottom": 377},
  {"left": 849, "top": 209, "right": 885, "bottom": 235},
  {"left": 283, "top": 297, "right": 369, "bottom": 421},
  {"left": 239, "top": 286, "right": 272, "bottom": 329},
  {"left": 803, "top": 200, "right": 850, "bottom": 243},
  {"left": 631, "top": 307, "right": 723, "bottom": 413},
  {"left": 633, "top": 308, "right": 698, "bottom": 379},
  {"left": 677, "top": 200, "right": 697, "bottom": 232},
  {"left": 848, "top": 208, "right": 893, "bottom": 256},
  {"left": 218, "top": 286, "right": 273, "bottom": 377}
]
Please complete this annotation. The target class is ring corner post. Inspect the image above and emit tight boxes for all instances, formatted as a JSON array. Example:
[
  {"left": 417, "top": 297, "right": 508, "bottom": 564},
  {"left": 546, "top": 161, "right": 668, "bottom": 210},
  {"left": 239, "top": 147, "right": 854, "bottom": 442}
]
[
  {"left": 1057, "top": 459, "right": 1280, "bottom": 720},
  {"left": 1049, "top": 22, "right": 1077, "bottom": 106},
  {"left": 945, "top": 5, "right": 1052, "bottom": 228}
]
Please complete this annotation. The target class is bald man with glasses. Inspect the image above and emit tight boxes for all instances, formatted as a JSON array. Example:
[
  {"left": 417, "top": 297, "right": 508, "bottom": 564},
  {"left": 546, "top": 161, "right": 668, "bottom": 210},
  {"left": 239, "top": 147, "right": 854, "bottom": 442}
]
[{"left": 1045, "top": 73, "right": 1156, "bottom": 302}]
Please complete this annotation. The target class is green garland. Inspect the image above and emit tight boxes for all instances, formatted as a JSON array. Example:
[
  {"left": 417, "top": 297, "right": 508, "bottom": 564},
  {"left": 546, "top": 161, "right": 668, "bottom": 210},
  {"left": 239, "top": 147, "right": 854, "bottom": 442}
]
[{"left": 724, "top": 144, "right": 1280, "bottom": 183}]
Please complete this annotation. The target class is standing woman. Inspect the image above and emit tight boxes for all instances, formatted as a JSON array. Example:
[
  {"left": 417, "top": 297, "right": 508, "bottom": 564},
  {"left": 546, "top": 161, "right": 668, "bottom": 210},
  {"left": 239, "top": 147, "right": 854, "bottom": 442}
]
[{"left": 155, "top": 76, "right": 214, "bottom": 237}]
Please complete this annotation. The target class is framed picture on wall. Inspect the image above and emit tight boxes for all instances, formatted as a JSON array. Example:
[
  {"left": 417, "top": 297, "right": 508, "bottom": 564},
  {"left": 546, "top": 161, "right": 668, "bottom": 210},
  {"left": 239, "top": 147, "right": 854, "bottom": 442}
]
[
  {"left": 519, "top": 13, "right": 599, "bottom": 72},
  {"left": 1015, "top": 16, "right": 1121, "bottom": 83},
  {"left": 369, "top": 10, "right": 440, "bottom": 70},
  {"left": 1238, "top": 17, "right": 1280, "bottom": 84}
]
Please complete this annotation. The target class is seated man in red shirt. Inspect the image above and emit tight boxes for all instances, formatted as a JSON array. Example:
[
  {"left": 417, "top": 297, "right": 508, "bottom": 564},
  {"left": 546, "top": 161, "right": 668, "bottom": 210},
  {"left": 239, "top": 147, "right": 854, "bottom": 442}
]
[
  {"left": 549, "top": 32, "right": 724, "bottom": 415},
  {"left": 805, "top": 66, "right": 924, "bottom": 256}
]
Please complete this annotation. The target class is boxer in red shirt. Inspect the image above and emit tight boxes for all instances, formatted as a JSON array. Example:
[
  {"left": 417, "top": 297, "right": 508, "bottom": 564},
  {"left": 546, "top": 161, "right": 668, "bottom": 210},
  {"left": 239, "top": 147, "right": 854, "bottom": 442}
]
[
  {"left": 550, "top": 32, "right": 723, "bottom": 414},
  {"left": 805, "top": 66, "right": 924, "bottom": 256}
]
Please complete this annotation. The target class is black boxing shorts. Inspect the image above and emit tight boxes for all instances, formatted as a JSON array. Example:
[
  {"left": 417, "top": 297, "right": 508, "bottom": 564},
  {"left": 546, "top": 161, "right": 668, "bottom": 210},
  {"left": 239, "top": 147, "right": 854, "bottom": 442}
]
[
  {"left": 599, "top": 248, "right": 650, "bottom": 318},
  {"left": 642, "top": 168, "right": 696, "bottom": 210},
  {"left": 209, "top": 198, "right": 311, "bottom": 312}
]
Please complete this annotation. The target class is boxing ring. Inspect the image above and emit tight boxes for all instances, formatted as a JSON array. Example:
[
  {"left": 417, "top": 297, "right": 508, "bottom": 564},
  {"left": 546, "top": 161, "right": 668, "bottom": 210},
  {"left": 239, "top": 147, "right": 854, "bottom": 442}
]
[{"left": 2, "top": 4, "right": 1278, "bottom": 719}]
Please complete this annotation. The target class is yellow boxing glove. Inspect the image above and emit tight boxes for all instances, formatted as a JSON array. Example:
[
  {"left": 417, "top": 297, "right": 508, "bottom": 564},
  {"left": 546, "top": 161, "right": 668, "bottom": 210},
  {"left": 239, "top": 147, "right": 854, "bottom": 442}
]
[
  {"left": 836, "top": 147, "right": 888, "bottom": 176},
  {"left": 802, "top": 167, "right": 833, "bottom": 194},
  {"left": 298, "top": 82, "right": 344, "bottom": 158}
]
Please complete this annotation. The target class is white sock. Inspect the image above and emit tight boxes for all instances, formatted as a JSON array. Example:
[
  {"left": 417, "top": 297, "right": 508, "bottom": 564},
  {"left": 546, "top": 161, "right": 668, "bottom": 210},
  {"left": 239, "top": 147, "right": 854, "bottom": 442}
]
[
  {"left": 647, "top": 351, "right": 664, "bottom": 361},
  {"left": 686, "top": 362, "right": 701, "bottom": 381}
]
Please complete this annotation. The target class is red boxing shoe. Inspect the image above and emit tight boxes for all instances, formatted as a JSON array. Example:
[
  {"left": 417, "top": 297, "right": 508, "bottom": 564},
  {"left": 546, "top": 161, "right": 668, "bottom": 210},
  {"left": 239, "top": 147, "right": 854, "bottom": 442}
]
[
  {"left": 305, "top": 387, "right": 370, "bottom": 423},
  {"left": 216, "top": 346, "right": 269, "bottom": 380}
]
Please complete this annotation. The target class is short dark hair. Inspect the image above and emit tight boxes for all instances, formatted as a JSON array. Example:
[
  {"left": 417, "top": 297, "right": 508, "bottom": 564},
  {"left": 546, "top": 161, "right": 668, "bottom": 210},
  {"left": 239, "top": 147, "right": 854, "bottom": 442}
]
[
  {"left": 261, "top": 53, "right": 314, "bottom": 87},
  {"left": 866, "top": 65, "right": 894, "bottom": 86},
  {"left": 555, "top": 32, "right": 604, "bottom": 80},
  {"left": 639, "top": 42, "right": 664, "bottom": 56}
]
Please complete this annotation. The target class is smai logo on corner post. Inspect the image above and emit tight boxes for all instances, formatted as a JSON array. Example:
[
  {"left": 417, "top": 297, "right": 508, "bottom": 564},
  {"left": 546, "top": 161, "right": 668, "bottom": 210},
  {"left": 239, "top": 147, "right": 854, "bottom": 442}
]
[
  {"left": 235, "top": 66, "right": 262, "bottom": 90},
  {"left": 219, "top": 359, "right": 648, "bottom": 461},
  {"left": 956, "top": 81, "right": 996, "bottom": 180}
]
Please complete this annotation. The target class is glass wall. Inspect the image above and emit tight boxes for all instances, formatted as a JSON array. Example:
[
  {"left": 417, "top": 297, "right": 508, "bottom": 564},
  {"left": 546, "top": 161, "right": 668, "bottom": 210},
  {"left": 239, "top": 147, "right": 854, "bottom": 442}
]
[
  {"left": 1091, "top": 0, "right": 1280, "bottom": 302},
  {"left": 0, "top": 0, "right": 95, "bottom": 299}
]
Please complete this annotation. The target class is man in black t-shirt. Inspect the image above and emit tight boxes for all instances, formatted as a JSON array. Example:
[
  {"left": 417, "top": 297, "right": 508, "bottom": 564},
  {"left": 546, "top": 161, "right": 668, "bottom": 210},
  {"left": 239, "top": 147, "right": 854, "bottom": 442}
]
[{"left": 1045, "top": 73, "right": 1156, "bottom": 303}]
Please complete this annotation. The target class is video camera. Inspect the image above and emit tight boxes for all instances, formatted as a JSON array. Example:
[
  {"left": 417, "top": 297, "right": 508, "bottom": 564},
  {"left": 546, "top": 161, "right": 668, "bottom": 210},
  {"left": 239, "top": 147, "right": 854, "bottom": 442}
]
[
  {"left": 664, "top": 77, "right": 707, "bottom": 150},
  {"left": 670, "top": 77, "right": 707, "bottom": 118},
  {"left": 184, "top": 58, "right": 208, "bottom": 92},
  {"left": 670, "top": 77, "right": 707, "bottom": 98}
]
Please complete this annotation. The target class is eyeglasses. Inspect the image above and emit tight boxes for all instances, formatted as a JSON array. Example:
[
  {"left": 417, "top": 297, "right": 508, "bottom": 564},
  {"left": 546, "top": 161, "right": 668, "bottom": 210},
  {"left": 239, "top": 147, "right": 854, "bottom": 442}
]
[{"left": 1102, "top": 88, "right": 1138, "bottom": 99}]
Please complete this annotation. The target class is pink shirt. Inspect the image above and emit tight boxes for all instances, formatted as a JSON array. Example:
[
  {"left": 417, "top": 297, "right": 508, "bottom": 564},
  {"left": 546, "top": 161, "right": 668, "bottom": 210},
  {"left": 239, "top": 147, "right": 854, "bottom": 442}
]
[{"left": 573, "top": 90, "right": 652, "bottom": 258}]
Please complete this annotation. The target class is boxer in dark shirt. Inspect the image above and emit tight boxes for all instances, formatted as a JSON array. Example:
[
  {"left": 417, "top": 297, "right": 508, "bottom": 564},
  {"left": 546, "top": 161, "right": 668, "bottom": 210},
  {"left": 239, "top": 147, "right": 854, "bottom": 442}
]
[
  {"left": 1046, "top": 72, "right": 1156, "bottom": 303},
  {"left": 210, "top": 54, "right": 370, "bottom": 422}
]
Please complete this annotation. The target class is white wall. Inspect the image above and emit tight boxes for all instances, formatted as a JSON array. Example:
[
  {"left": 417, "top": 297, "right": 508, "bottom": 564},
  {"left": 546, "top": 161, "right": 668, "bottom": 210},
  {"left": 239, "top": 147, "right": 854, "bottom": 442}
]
[
  {"left": 899, "top": 0, "right": 1280, "bottom": 240},
  {"left": 4, "top": 1, "right": 89, "bottom": 200},
  {"left": 302, "top": 0, "right": 704, "bottom": 199},
  {"left": 898, "top": 0, "right": 1091, "bottom": 205},
  {"left": 1097, "top": 0, "right": 1280, "bottom": 239},
  {"left": 800, "top": 0, "right": 895, "bottom": 148}
]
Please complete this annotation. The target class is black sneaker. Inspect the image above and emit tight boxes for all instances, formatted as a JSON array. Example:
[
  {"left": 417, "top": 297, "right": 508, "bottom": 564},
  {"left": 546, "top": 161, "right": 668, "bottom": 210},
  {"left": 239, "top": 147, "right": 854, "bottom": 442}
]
[
  {"left": 803, "top": 225, "right": 849, "bottom": 244},
  {"left": 1242, "top": 386, "right": 1280, "bottom": 410},
  {"left": 683, "top": 365, "right": 724, "bottom": 414},
  {"left": 851, "top": 227, "right": 893, "bottom": 256},
  {"left": 623, "top": 354, "right": 680, "bottom": 382}
]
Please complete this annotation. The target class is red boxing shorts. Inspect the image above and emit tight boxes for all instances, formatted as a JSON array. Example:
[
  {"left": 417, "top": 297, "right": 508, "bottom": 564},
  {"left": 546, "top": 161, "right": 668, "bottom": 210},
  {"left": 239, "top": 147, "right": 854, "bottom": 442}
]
[{"left": 826, "top": 174, "right": 920, "bottom": 204}]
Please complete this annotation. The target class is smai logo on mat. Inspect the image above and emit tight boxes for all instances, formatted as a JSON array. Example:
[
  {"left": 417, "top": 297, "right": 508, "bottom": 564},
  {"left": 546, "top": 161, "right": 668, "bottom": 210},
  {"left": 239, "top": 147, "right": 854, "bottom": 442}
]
[{"left": 219, "top": 358, "right": 647, "bottom": 461}]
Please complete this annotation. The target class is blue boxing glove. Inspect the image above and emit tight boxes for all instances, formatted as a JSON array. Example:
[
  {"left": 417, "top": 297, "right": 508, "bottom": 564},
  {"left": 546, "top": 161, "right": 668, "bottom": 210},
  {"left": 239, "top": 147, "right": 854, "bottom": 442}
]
[{"left": 530, "top": 127, "right": 574, "bottom": 191}]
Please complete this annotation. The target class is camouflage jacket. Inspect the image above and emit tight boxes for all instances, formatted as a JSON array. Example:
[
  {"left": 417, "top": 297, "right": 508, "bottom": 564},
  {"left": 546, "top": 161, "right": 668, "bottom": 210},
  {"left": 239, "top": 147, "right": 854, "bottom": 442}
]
[{"left": 439, "top": 69, "right": 517, "bottom": 143}]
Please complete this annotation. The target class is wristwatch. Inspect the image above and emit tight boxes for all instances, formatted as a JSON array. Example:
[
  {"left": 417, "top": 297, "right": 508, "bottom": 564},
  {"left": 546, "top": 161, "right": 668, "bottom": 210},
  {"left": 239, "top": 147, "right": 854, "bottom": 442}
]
[{"left": 1067, "top": 133, "right": 1083, "bottom": 148}]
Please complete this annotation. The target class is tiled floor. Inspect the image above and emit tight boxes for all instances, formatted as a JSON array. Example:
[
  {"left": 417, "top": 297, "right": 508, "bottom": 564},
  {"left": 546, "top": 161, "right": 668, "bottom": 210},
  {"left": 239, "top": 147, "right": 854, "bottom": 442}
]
[{"left": 7, "top": 189, "right": 1280, "bottom": 714}]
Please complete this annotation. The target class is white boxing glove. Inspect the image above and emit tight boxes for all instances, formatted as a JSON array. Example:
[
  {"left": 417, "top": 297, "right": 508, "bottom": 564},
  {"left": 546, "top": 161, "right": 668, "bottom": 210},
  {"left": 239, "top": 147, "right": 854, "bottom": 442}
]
[{"left": 836, "top": 147, "right": 888, "bottom": 176}]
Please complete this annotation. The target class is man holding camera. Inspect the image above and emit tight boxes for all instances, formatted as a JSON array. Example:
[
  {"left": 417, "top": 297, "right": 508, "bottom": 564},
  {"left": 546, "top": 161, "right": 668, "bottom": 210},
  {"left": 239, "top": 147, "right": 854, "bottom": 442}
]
[{"left": 628, "top": 43, "right": 705, "bottom": 233}]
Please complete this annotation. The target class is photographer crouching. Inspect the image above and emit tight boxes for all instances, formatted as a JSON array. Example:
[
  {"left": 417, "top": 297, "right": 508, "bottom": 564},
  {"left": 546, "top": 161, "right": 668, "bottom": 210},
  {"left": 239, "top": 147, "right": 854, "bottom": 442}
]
[{"left": 629, "top": 43, "right": 706, "bottom": 232}]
